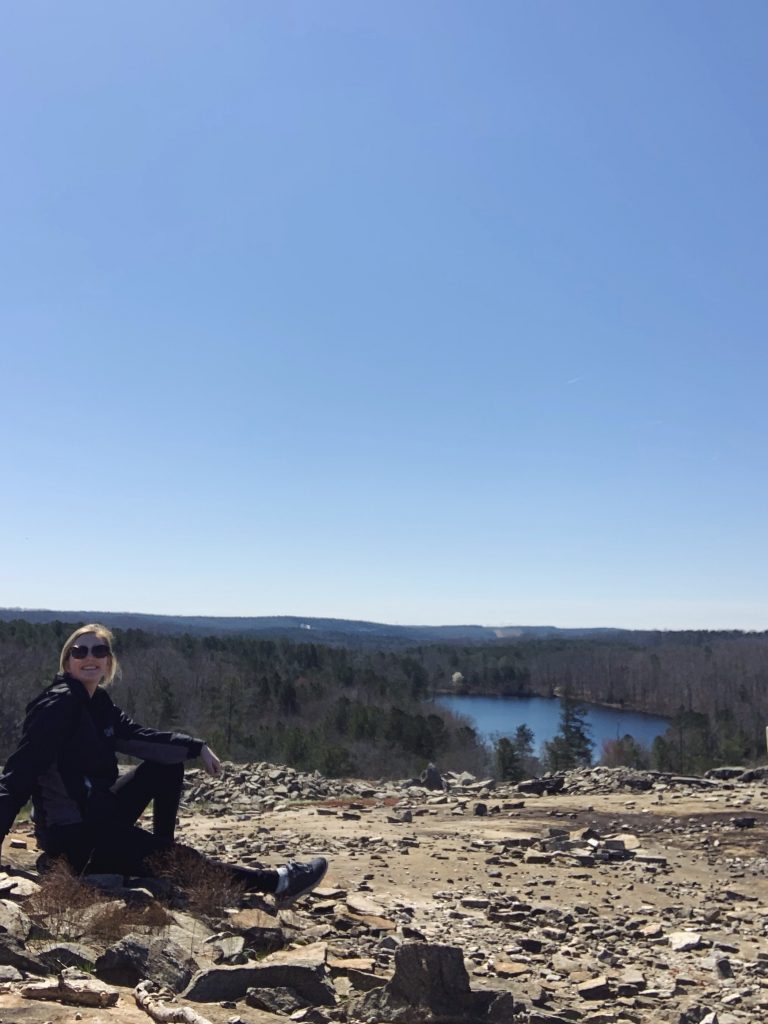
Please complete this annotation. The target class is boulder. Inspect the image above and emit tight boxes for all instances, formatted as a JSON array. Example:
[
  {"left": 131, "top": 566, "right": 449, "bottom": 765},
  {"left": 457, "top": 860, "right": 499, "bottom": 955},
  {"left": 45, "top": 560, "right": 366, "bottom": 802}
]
[
  {"left": 94, "top": 933, "right": 197, "bottom": 991},
  {"left": 184, "top": 941, "right": 334, "bottom": 1005},
  {"left": 352, "top": 942, "right": 518, "bottom": 1023}
]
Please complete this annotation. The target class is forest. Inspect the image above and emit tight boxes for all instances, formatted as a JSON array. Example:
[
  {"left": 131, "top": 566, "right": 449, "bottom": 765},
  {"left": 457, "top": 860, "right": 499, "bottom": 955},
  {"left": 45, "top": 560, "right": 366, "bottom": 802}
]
[{"left": 0, "top": 619, "right": 766, "bottom": 778}]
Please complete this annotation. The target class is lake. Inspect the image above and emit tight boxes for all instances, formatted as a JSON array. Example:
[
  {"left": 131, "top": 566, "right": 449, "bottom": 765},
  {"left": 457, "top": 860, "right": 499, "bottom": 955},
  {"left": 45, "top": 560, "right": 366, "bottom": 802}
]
[{"left": 435, "top": 693, "right": 670, "bottom": 756}]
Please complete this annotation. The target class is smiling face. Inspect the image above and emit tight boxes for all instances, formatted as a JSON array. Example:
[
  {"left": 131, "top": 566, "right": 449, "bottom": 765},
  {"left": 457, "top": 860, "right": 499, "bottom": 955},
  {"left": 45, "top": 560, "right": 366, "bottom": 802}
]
[{"left": 64, "top": 631, "right": 112, "bottom": 694}]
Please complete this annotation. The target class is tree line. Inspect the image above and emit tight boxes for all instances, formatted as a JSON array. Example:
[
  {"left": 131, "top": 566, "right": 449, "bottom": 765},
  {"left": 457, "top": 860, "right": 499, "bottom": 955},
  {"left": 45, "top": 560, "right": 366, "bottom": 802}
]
[{"left": 1, "top": 620, "right": 766, "bottom": 778}]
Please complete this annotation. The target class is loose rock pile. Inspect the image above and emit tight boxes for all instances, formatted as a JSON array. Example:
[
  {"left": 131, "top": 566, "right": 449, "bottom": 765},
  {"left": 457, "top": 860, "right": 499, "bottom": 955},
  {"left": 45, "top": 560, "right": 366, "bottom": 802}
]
[
  {"left": 180, "top": 762, "right": 383, "bottom": 813},
  {"left": 180, "top": 762, "right": 768, "bottom": 815},
  {"left": 1, "top": 761, "right": 767, "bottom": 1024}
]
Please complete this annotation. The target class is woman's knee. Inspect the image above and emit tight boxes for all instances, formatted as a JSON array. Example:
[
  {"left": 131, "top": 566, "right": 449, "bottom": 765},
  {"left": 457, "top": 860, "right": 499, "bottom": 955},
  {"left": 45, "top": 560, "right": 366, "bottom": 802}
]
[
  {"left": 137, "top": 760, "right": 184, "bottom": 781},
  {"left": 134, "top": 759, "right": 184, "bottom": 797}
]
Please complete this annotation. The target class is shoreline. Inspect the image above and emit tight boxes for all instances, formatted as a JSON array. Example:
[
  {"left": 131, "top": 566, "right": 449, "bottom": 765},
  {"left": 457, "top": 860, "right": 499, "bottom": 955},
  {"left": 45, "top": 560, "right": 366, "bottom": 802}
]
[{"left": 431, "top": 689, "right": 672, "bottom": 723}]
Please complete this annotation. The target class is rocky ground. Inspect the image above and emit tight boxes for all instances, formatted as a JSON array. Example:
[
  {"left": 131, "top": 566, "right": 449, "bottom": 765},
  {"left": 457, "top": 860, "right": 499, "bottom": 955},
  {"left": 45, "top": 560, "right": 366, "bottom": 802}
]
[{"left": 1, "top": 763, "right": 768, "bottom": 1024}]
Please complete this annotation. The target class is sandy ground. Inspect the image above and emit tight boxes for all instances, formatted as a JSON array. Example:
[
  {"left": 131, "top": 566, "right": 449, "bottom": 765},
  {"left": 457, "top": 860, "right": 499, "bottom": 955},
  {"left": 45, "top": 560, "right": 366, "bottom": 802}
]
[{"left": 170, "top": 786, "right": 768, "bottom": 909}]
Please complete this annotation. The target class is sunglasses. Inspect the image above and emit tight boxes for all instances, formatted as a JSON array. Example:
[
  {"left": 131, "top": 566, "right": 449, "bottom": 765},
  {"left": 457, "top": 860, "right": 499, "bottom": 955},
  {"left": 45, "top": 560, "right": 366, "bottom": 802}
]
[{"left": 69, "top": 643, "right": 112, "bottom": 660}]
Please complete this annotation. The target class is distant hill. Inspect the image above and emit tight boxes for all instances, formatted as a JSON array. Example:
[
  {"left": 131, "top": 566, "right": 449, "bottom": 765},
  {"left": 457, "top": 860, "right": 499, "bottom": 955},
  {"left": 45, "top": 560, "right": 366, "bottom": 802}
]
[{"left": 0, "top": 607, "right": 629, "bottom": 647}]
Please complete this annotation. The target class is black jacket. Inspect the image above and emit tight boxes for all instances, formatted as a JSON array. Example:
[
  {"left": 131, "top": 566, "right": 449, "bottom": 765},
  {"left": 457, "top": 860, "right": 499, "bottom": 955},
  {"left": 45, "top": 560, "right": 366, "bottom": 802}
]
[{"left": 0, "top": 674, "right": 203, "bottom": 846}]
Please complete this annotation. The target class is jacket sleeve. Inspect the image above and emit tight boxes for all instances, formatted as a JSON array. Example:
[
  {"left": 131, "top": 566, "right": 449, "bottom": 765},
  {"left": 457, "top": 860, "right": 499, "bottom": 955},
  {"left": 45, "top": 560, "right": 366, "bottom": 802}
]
[
  {"left": 0, "top": 692, "right": 79, "bottom": 841},
  {"left": 112, "top": 705, "right": 204, "bottom": 763}
]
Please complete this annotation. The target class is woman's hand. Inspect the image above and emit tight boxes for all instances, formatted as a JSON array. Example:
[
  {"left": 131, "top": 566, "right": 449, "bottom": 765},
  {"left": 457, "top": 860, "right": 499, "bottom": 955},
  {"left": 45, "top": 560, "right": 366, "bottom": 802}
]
[{"left": 200, "top": 745, "right": 222, "bottom": 777}]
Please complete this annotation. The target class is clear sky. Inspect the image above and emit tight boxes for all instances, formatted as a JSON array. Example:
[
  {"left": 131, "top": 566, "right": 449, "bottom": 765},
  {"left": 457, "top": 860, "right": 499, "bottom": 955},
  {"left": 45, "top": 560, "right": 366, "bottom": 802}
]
[{"left": 1, "top": 2, "right": 766, "bottom": 630}]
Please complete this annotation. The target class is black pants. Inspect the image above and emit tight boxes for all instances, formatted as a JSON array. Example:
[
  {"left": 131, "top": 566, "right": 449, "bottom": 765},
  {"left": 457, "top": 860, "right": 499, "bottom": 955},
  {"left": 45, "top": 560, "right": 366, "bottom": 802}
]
[{"left": 43, "top": 761, "right": 277, "bottom": 893}]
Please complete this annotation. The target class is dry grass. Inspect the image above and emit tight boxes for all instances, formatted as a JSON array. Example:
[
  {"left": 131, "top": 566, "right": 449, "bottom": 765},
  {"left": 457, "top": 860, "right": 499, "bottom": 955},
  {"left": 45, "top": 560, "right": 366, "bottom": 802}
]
[
  {"left": 26, "top": 858, "right": 173, "bottom": 944},
  {"left": 25, "top": 860, "right": 99, "bottom": 940},
  {"left": 146, "top": 846, "right": 246, "bottom": 921},
  {"left": 24, "top": 847, "right": 242, "bottom": 951}
]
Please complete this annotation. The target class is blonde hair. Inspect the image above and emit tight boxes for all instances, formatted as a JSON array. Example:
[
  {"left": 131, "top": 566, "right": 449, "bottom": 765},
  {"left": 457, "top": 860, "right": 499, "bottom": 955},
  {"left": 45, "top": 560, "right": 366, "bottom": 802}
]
[{"left": 59, "top": 623, "right": 120, "bottom": 686}]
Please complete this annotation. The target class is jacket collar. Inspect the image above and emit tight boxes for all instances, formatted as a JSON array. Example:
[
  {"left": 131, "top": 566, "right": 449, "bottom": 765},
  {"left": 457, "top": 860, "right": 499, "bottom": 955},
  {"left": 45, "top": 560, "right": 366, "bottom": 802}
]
[{"left": 58, "top": 672, "right": 97, "bottom": 703}]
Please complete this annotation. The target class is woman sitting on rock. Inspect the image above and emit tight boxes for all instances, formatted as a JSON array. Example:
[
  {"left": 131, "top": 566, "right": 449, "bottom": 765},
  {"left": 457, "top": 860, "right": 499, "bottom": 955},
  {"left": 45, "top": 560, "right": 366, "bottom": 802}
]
[{"left": 0, "top": 624, "right": 327, "bottom": 903}]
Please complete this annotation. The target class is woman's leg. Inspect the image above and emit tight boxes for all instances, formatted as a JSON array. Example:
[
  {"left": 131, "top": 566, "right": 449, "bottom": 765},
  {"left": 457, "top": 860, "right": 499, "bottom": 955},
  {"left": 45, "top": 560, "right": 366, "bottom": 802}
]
[
  {"left": 162, "top": 849, "right": 329, "bottom": 901},
  {"left": 44, "top": 824, "right": 326, "bottom": 902},
  {"left": 111, "top": 760, "right": 183, "bottom": 840},
  {"left": 160, "top": 843, "right": 280, "bottom": 893},
  {"left": 108, "top": 763, "right": 279, "bottom": 889},
  {"left": 72, "top": 763, "right": 328, "bottom": 899},
  {"left": 43, "top": 764, "right": 182, "bottom": 875},
  {"left": 44, "top": 821, "right": 169, "bottom": 877}
]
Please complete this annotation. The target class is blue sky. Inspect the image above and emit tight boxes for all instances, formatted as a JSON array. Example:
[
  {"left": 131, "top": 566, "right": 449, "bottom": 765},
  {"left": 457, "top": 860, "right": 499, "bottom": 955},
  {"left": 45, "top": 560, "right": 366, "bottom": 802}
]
[{"left": 1, "top": 2, "right": 766, "bottom": 629}]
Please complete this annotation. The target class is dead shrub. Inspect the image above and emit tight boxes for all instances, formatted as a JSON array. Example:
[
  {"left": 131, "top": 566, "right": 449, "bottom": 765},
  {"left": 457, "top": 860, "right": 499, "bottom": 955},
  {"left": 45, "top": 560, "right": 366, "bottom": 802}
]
[
  {"left": 25, "top": 860, "right": 99, "bottom": 940},
  {"left": 146, "top": 846, "right": 245, "bottom": 922}
]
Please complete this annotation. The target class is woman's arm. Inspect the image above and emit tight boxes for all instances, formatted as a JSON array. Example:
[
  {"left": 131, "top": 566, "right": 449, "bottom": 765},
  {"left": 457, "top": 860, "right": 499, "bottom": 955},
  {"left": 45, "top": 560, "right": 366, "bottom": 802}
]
[
  {"left": 111, "top": 703, "right": 205, "bottom": 763},
  {"left": 0, "top": 687, "right": 79, "bottom": 844},
  {"left": 200, "top": 745, "right": 222, "bottom": 776},
  {"left": 109, "top": 696, "right": 219, "bottom": 773}
]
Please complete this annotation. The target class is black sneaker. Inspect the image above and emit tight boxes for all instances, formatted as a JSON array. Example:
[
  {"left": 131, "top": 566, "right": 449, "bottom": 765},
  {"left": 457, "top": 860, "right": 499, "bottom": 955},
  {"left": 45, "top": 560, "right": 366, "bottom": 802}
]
[{"left": 274, "top": 856, "right": 328, "bottom": 906}]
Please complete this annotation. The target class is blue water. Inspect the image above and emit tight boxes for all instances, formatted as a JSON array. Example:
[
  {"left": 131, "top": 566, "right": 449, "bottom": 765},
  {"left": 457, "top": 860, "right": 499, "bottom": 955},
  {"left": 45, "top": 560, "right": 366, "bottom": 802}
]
[{"left": 436, "top": 693, "right": 670, "bottom": 756}]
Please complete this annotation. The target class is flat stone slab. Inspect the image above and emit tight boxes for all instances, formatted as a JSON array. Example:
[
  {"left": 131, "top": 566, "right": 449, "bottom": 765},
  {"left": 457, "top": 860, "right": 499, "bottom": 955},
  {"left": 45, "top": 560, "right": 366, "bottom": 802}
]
[
  {"left": 494, "top": 961, "right": 532, "bottom": 977},
  {"left": 633, "top": 850, "right": 668, "bottom": 866},
  {"left": 669, "top": 931, "right": 704, "bottom": 952},
  {"left": 328, "top": 956, "right": 376, "bottom": 973},
  {"left": 346, "top": 894, "right": 387, "bottom": 916},
  {"left": 577, "top": 974, "right": 611, "bottom": 999}
]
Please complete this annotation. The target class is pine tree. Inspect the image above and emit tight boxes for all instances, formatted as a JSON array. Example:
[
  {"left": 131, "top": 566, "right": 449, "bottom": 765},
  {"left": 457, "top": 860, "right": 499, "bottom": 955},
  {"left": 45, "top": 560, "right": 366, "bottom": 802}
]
[
  {"left": 495, "top": 737, "right": 523, "bottom": 781},
  {"left": 542, "top": 692, "right": 594, "bottom": 771},
  {"left": 513, "top": 723, "right": 536, "bottom": 773}
]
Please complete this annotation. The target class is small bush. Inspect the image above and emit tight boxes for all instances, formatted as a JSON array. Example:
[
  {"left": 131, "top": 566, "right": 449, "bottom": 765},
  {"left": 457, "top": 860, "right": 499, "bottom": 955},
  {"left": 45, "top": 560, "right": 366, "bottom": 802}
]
[
  {"left": 26, "top": 860, "right": 99, "bottom": 940},
  {"left": 147, "top": 846, "right": 245, "bottom": 922}
]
